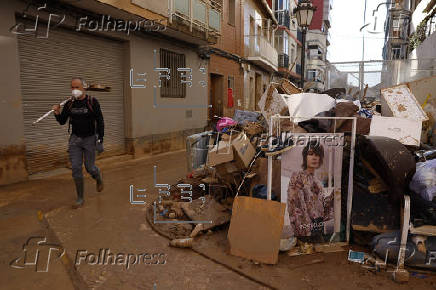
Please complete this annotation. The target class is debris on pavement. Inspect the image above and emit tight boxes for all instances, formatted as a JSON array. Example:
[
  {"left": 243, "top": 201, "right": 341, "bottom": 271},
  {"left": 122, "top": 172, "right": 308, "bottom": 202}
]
[
  {"left": 227, "top": 196, "right": 286, "bottom": 264},
  {"left": 169, "top": 238, "right": 193, "bottom": 248},
  {"left": 348, "top": 250, "right": 366, "bottom": 263},
  {"left": 144, "top": 76, "right": 436, "bottom": 284}
]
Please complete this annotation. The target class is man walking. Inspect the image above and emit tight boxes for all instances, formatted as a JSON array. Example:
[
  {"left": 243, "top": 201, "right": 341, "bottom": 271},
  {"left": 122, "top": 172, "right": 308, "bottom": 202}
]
[{"left": 53, "top": 77, "right": 104, "bottom": 208}]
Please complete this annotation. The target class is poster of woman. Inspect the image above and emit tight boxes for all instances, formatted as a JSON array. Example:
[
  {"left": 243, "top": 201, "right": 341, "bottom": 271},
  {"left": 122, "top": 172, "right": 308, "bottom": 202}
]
[{"left": 281, "top": 133, "right": 344, "bottom": 241}]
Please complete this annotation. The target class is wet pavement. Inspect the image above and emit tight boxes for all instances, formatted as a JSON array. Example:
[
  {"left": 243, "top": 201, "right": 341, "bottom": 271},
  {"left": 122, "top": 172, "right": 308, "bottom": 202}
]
[
  {"left": 0, "top": 151, "right": 266, "bottom": 290},
  {"left": 2, "top": 150, "right": 436, "bottom": 290}
]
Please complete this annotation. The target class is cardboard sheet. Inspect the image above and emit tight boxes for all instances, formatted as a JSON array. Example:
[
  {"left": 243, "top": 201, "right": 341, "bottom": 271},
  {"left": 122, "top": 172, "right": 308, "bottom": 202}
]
[{"left": 228, "top": 196, "right": 285, "bottom": 264}]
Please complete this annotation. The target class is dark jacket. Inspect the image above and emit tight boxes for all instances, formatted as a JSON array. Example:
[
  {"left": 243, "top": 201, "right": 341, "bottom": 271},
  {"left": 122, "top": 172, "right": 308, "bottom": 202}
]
[{"left": 55, "top": 95, "right": 104, "bottom": 141}]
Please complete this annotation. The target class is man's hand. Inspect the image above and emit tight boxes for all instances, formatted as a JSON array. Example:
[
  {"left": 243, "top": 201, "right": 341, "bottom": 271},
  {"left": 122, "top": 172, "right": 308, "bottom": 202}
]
[{"left": 52, "top": 104, "right": 61, "bottom": 115}]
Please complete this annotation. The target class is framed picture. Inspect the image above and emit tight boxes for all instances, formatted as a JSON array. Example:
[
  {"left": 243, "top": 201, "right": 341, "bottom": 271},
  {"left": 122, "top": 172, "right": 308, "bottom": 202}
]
[{"left": 280, "top": 133, "right": 344, "bottom": 241}]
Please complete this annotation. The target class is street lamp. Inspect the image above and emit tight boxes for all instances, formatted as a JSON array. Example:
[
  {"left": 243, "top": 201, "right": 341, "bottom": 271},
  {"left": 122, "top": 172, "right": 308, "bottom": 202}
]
[{"left": 294, "top": 0, "right": 316, "bottom": 90}]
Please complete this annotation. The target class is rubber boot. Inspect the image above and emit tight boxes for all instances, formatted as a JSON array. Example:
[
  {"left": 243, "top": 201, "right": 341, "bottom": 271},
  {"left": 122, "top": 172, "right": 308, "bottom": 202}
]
[
  {"left": 95, "top": 169, "right": 104, "bottom": 192},
  {"left": 72, "top": 178, "right": 84, "bottom": 209}
]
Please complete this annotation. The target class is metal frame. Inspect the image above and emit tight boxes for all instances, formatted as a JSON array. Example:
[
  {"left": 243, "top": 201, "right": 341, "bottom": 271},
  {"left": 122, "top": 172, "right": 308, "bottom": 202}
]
[
  {"left": 395, "top": 195, "right": 436, "bottom": 281},
  {"left": 267, "top": 115, "right": 357, "bottom": 242}
]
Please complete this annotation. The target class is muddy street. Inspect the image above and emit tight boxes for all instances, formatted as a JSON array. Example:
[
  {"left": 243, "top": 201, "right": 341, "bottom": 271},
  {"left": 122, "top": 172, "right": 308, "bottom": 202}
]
[{"left": 1, "top": 151, "right": 435, "bottom": 290}]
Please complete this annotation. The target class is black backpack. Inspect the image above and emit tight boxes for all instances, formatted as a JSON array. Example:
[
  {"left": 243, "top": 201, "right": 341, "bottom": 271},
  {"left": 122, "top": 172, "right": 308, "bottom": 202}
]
[{"left": 67, "top": 95, "right": 96, "bottom": 133}]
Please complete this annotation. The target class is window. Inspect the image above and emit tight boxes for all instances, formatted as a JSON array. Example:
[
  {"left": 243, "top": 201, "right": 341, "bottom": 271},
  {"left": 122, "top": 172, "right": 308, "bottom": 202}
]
[
  {"left": 307, "top": 69, "right": 324, "bottom": 82},
  {"left": 275, "top": 0, "right": 289, "bottom": 10},
  {"left": 391, "top": 46, "right": 401, "bottom": 59},
  {"left": 228, "top": 0, "right": 235, "bottom": 26},
  {"left": 228, "top": 76, "right": 234, "bottom": 90},
  {"left": 307, "top": 69, "right": 317, "bottom": 81},
  {"left": 160, "top": 49, "right": 186, "bottom": 98},
  {"left": 284, "top": 33, "right": 289, "bottom": 54},
  {"left": 308, "top": 44, "right": 323, "bottom": 60}
]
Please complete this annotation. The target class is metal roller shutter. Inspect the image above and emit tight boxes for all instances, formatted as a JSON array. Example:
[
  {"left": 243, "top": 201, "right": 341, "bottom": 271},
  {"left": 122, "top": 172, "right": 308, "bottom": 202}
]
[{"left": 17, "top": 23, "right": 125, "bottom": 174}]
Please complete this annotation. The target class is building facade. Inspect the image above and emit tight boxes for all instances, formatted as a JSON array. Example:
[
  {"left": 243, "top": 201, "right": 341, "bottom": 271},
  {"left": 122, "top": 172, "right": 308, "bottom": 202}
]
[
  {"left": 0, "top": 0, "right": 222, "bottom": 184},
  {"left": 305, "top": 0, "right": 332, "bottom": 92},
  {"left": 243, "top": 0, "right": 279, "bottom": 111},
  {"left": 272, "top": 0, "right": 302, "bottom": 84},
  {"left": 381, "top": 0, "right": 436, "bottom": 85},
  {"left": 383, "top": 0, "right": 412, "bottom": 60},
  {"left": 208, "top": 0, "right": 244, "bottom": 119}
]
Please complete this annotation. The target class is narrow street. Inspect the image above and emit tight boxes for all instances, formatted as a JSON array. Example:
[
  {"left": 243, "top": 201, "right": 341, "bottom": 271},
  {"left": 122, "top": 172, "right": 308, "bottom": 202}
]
[
  {"left": 0, "top": 151, "right": 266, "bottom": 290},
  {"left": 1, "top": 0, "right": 436, "bottom": 289},
  {"left": 1, "top": 151, "right": 436, "bottom": 290}
]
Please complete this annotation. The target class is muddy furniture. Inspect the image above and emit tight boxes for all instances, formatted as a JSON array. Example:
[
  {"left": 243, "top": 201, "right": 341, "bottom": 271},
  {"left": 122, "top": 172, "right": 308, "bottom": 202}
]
[
  {"left": 395, "top": 195, "right": 436, "bottom": 282},
  {"left": 351, "top": 136, "right": 416, "bottom": 234}
]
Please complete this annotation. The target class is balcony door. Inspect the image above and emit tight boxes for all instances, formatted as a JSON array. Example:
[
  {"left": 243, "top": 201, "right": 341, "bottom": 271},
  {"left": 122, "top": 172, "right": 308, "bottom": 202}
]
[
  {"left": 255, "top": 73, "right": 262, "bottom": 111},
  {"left": 250, "top": 16, "right": 255, "bottom": 56},
  {"left": 210, "top": 73, "right": 224, "bottom": 118}
]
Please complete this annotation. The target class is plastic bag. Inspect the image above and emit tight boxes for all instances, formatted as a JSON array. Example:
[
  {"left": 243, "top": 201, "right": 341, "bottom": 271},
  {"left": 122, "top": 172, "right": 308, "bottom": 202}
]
[
  {"left": 410, "top": 159, "right": 436, "bottom": 201},
  {"left": 216, "top": 117, "right": 237, "bottom": 132}
]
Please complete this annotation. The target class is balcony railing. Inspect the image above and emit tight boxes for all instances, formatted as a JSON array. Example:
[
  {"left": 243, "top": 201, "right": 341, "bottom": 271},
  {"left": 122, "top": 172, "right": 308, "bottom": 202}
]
[
  {"left": 275, "top": 10, "right": 290, "bottom": 28},
  {"left": 278, "top": 53, "right": 289, "bottom": 68},
  {"left": 308, "top": 55, "right": 324, "bottom": 61},
  {"left": 246, "top": 35, "right": 278, "bottom": 71},
  {"left": 170, "top": 0, "right": 222, "bottom": 35}
]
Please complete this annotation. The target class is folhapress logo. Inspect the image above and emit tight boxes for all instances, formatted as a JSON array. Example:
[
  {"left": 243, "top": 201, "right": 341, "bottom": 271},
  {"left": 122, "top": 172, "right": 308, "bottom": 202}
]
[
  {"left": 10, "top": 237, "right": 65, "bottom": 272},
  {"left": 75, "top": 249, "right": 167, "bottom": 269}
]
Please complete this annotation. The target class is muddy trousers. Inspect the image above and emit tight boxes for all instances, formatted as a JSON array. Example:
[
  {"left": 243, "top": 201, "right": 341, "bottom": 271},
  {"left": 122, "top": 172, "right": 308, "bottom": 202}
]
[{"left": 68, "top": 134, "right": 101, "bottom": 200}]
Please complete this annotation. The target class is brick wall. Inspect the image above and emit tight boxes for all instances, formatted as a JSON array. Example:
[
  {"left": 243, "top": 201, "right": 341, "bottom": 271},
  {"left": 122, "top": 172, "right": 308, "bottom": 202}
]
[
  {"left": 209, "top": 0, "right": 244, "bottom": 118},
  {"left": 309, "top": 0, "right": 324, "bottom": 30},
  {"left": 209, "top": 55, "right": 244, "bottom": 118}
]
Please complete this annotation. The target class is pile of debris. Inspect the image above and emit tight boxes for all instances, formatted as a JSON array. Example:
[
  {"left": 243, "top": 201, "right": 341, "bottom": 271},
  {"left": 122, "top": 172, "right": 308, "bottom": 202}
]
[{"left": 146, "top": 77, "right": 436, "bottom": 282}]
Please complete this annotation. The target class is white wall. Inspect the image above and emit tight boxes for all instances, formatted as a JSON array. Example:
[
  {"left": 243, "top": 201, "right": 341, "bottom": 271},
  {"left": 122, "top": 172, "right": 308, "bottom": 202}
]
[{"left": 410, "top": 0, "right": 432, "bottom": 33}]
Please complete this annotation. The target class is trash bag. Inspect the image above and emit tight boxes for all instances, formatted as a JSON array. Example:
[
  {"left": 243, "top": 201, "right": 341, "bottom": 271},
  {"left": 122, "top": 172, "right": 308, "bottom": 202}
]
[
  {"left": 410, "top": 193, "right": 436, "bottom": 226},
  {"left": 410, "top": 159, "right": 436, "bottom": 202},
  {"left": 371, "top": 230, "right": 436, "bottom": 269},
  {"left": 233, "top": 110, "right": 261, "bottom": 125},
  {"left": 216, "top": 117, "right": 237, "bottom": 132},
  {"left": 251, "top": 184, "right": 278, "bottom": 201},
  {"left": 186, "top": 131, "right": 211, "bottom": 172}
]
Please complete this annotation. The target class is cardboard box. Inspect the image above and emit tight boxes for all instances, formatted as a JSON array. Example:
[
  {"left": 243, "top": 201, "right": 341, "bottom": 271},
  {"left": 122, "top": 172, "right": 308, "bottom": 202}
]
[
  {"left": 215, "top": 161, "right": 240, "bottom": 185},
  {"left": 370, "top": 116, "right": 422, "bottom": 146},
  {"left": 231, "top": 133, "right": 256, "bottom": 169},
  {"left": 207, "top": 141, "right": 233, "bottom": 167}
]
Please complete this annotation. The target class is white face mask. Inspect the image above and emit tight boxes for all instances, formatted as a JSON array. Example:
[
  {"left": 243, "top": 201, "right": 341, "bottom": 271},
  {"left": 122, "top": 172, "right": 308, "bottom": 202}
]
[{"left": 72, "top": 89, "right": 83, "bottom": 99}]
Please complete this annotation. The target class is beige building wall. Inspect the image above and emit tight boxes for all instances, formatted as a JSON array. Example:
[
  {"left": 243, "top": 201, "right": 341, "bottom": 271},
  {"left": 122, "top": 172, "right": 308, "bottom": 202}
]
[
  {"left": 126, "top": 36, "right": 208, "bottom": 156},
  {"left": 306, "top": 31, "right": 327, "bottom": 91},
  {"left": 0, "top": 0, "right": 209, "bottom": 183},
  {"left": 0, "top": 0, "right": 28, "bottom": 185}
]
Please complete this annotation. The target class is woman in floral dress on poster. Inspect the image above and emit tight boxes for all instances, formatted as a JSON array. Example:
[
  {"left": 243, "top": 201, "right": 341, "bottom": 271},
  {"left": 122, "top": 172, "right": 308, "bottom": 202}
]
[{"left": 287, "top": 140, "right": 334, "bottom": 238}]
